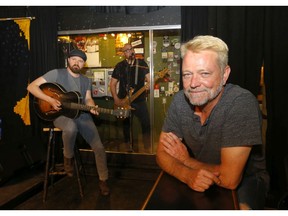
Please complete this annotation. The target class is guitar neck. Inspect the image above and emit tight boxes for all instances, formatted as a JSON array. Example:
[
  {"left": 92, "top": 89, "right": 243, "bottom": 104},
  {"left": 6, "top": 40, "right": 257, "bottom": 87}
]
[
  {"left": 129, "top": 76, "right": 161, "bottom": 103},
  {"left": 129, "top": 83, "right": 149, "bottom": 103},
  {"left": 63, "top": 102, "right": 114, "bottom": 115},
  {"left": 119, "top": 68, "right": 168, "bottom": 107}
]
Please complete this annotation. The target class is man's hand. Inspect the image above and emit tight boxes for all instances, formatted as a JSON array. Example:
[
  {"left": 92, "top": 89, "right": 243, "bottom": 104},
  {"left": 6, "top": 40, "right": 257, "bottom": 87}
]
[
  {"left": 48, "top": 97, "right": 62, "bottom": 111},
  {"left": 160, "top": 132, "right": 190, "bottom": 164},
  {"left": 159, "top": 132, "right": 221, "bottom": 191},
  {"left": 114, "top": 97, "right": 126, "bottom": 107},
  {"left": 90, "top": 105, "right": 99, "bottom": 115},
  {"left": 186, "top": 169, "right": 220, "bottom": 192}
]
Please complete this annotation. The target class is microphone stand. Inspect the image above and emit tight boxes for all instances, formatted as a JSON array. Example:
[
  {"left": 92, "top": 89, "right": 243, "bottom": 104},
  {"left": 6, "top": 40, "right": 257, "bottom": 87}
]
[{"left": 127, "top": 55, "right": 134, "bottom": 152}]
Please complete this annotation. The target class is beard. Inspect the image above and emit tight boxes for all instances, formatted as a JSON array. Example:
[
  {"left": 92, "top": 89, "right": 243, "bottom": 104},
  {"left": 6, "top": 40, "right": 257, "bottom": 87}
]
[
  {"left": 184, "top": 80, "right": 224, "bottom": 106},
  {"left": 68, "top": 62, "right": 81, "bottom": 74}
]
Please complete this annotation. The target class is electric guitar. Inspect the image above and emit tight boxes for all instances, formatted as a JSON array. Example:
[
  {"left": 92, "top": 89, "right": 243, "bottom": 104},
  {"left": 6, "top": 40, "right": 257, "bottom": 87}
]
[
  {"left": 33, "top": 82, "right": 130, "bottom": 121},
  {"left": 114, "top": 68, "right": 170, "bottom": 110}
]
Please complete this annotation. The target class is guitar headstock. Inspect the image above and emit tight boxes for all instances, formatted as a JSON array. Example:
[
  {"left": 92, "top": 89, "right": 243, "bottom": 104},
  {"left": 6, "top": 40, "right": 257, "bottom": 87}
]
[{"left": 113, "top": 107, "right": 130, "bottom": 119}]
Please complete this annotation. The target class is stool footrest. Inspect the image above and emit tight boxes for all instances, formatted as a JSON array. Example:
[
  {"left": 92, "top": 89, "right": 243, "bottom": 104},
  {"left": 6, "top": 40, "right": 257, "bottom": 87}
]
[{"left": 49, "top": 171, "right": 67, "bottom": 175}]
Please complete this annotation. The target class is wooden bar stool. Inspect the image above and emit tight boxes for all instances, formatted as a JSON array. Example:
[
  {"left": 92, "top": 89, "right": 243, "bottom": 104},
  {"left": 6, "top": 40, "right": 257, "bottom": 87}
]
[{"left": 42, "top": 127, "right": 84, "bottom": 203}]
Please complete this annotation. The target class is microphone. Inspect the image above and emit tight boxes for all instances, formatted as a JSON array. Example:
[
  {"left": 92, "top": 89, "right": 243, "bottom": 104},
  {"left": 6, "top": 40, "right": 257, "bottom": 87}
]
[
  {"left": 130, "top": 52, "right": 135, "bottom": 60},
  {"left": 128, "top": 53, "right": 134, "bottom": 65}
]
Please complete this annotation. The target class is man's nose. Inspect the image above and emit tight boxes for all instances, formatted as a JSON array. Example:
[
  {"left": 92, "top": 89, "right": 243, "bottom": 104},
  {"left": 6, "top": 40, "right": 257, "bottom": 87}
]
[{"left": 189, "top": 75, "right": 201, "bottom": 88}]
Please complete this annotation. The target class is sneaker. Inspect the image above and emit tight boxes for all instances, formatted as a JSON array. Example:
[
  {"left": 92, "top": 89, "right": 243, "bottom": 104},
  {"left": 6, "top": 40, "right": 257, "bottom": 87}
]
[
  {"left": 99, "top": 180, "right": 110, "bottom": 196},
  {"left": 64, "top": 157, "right": 74, "bottom": 177}
]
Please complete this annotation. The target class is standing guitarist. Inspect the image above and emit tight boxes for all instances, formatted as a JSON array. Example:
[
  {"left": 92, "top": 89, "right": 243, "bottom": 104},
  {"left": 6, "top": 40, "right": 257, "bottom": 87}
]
[
  {"left": 27, "top": 49, "right": 110, "bottom": 196},
  {"left": 110, "top": 43, "right": 151, "bottom": 152}
]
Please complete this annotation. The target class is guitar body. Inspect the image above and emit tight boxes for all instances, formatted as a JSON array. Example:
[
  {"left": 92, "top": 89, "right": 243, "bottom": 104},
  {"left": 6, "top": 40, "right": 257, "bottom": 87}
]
[
  {"left": 33, "top": 82, "right": 82, "bottom": 121},
  {"left": 114, "top": 92, "right": 134, "bottom": 110},
  {"left": 34, "top": 82, "right": 130, "bottom": 121}
]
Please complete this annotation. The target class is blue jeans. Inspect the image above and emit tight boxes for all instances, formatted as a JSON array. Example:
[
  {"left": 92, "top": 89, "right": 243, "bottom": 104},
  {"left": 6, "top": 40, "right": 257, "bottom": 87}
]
[
  {"left": 123, "top": 100, "right": 151, "bottom": 149},
  {"left": 237, "top": 171, "right": 270, "bottom": 209},
  {"left": 54, "top": 113, "right": 108, "bottom": 181}
]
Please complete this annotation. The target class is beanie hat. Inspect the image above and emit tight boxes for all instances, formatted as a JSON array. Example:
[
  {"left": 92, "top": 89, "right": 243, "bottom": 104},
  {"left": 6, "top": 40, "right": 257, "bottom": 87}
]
[{"left": 68, "top": 49, "right": 87, "bottom": 61}]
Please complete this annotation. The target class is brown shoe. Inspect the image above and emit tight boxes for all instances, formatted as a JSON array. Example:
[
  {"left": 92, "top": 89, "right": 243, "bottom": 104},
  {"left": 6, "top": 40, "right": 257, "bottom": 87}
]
[
  {"left": 64, "top": 157, "right": 74, "bottom": 177},
  {"left": 99, "top": 180, "right": 110, "bottom": 196}
]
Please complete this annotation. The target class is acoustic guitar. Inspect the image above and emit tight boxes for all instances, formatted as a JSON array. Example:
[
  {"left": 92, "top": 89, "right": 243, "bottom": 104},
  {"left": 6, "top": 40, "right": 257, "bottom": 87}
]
[
  {"left": 33, "top": 82, "right": 130, "bottom": 121},
  {"left": 114, "top": 68, "right": 170, "bottom": 110}
]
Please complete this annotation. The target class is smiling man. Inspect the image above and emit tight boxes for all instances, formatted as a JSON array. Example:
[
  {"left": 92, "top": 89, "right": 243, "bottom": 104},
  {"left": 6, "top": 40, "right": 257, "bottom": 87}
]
[{"left": 156, "top": 35, "right": 270, "bottom": 210}]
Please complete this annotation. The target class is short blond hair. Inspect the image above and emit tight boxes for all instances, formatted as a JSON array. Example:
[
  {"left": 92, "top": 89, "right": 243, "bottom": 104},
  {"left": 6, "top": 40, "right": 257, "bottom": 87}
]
[{"left": 181, "top": 35, "right": 229, "bottom": 71}]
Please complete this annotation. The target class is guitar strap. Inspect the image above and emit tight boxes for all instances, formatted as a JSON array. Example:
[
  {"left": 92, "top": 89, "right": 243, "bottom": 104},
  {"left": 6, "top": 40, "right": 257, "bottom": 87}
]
[{"left": 135, "top": 58, "right": 139, "bottom": 85}]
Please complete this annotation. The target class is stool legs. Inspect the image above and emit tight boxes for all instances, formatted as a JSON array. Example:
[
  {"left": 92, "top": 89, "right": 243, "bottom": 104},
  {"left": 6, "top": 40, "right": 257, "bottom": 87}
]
[
  {"left": 74, "top": 156, "right": 83, "bottom": 197},
  {"left": 43, "top": 128, "right": 55, "bottom": 203},
  {"left": 42, "top": 128, "right": 84, "bottom": 203}
]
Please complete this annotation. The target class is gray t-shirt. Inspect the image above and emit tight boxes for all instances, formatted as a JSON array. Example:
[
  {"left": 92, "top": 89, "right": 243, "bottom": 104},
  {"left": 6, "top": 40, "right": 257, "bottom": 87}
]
[
  {"left": 162, "top": 83, "right": 268, "bottom": 179},
  {"left": 42, "top": 68, "right": 91, "bottom": 103}
]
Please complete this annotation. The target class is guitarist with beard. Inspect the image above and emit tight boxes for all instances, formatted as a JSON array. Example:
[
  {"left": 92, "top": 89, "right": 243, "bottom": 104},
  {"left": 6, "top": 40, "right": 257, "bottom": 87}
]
[
  {"left": 110, "top": 43, "right": 151, "bottom": 152},
  {"left": 27, "top": 49, "right": 110, "bottom": 196}
]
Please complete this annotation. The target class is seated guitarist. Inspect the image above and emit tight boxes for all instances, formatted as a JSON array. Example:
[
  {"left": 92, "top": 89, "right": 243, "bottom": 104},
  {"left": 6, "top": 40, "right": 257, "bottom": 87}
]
[
  {"left": 110, "top": 43, "right": 151, "bottom": 152},
  {"left": 27, "top": 49, "right": 110, "bottom": 196}
]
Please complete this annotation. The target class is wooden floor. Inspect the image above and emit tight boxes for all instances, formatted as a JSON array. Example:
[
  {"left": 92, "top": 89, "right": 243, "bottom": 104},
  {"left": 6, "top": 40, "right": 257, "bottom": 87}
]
[
  {"left": 0, "top": 153, "right": 161, "bottom": 210},
  {"left": 0, "top": 151, "right": 283, "bottom": 210}
]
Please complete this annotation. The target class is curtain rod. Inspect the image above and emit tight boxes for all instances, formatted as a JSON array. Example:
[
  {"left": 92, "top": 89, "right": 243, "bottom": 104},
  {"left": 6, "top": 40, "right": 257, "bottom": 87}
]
[{"left": 0, "top": 16, "right": 36, "bottom": 21}]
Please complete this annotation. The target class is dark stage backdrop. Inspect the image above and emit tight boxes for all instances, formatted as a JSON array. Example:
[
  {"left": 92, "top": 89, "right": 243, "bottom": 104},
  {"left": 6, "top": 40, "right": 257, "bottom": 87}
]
[
  {"left": 181, "top": 6, "right": 288, "bottom": 196},
  {"left": 0, "top": 6, "right": 58, "bottom": 182},
  {"left": 0, "top": 19, "right": 32, "bottom": 181},
  {"left": 263, "top": 7, "right": 288, "bottom": 194}
]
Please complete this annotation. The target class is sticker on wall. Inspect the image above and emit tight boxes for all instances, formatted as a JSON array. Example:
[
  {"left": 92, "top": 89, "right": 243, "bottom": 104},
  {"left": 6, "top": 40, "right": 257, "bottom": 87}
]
[
  {"left": 160, "top": 86, "right": 165, "bottom": 94},
  {"left": 134, "top": 48, "right": 144, "bottom": 54},
  {"left": 161, "top": 47, "right": 168, "bottom": 63},
  {"left": 174, "top": 53, "right": 180, "bottom": 60},
  {"left": 85, "top": 37, "right": 99, "bottom": 52},
  {"left": 153, "top": 41, "right": 157, "bottom": 54},
  {"left": 131, "top": 39, "right": 142, "bottom": 47},
  {"left": 168, "top": 52, "right": 174, "bottom": 62},
  {"left": 174, "top": 42, "right": 181, "bottom": 49},
  {"left": 168, "top": 81, "right": 174, "bottom": 92},
  {"left": 154, "top": 89, "right": 160, "bottom": 98},
  {"left": 163, "top": 36, "right": 170, "bottom": 47},
  {"left": 173, "top": 84, "right": 179, "bottom": 93}
]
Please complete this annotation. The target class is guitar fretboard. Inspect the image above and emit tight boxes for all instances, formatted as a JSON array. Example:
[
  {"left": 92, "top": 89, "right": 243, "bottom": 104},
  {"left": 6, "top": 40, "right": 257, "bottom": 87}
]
[
  {"left": 126, "top": 68, "right": 169, "bottom": 103},
  {"left": 63, "top": 102, "right": 114, "bottom": 115}
]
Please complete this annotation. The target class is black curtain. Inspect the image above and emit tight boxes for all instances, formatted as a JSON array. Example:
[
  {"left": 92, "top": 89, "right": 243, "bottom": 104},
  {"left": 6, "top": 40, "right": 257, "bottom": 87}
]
[
  {"left": 0, "top": 6, "right": 58, "bottom": 179},
  {"left": 181, "top": 6, "right": 264, "bottom": 97},
  {"left": 181, "top": 6, "right": 288, "bottom": 195},
  {"left": 0, "top": 18, "right": 32, "bottom": 179},
  {"left": 264, "top": 7, "right": 288, "bottom": 192},
  {"left": 181, "top": 6, "right": 209, "bottom": 43}
]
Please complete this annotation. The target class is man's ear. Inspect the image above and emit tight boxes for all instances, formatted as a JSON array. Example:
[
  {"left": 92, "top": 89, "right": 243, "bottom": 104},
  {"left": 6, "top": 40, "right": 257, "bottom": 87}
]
[{"left": 223, "top": 65, "right": 231, "bottom": 85}]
